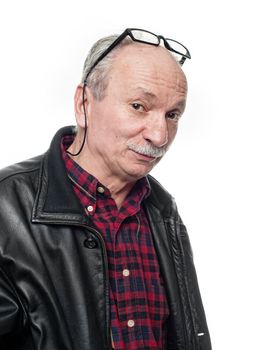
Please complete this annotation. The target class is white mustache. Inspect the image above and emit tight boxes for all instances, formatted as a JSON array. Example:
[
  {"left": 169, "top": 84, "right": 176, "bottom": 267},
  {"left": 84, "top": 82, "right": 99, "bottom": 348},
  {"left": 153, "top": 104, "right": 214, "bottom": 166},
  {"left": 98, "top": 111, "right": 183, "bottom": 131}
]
[{"left": 127, "top": 142, "right": 167, "bottom": 158}]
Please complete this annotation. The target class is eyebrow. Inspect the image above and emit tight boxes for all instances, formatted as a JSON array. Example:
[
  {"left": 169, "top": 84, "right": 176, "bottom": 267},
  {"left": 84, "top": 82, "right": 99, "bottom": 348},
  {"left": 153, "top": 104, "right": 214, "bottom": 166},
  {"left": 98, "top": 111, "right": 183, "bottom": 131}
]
[
  {"left": 173, "top": 100, "right": 186, "bottom": 111},
  {"left": 134, "top": 87, "right": 186, "bottom": 111},
  {"left": 133, "top": 87, "right": 157, "bottom": 100}
]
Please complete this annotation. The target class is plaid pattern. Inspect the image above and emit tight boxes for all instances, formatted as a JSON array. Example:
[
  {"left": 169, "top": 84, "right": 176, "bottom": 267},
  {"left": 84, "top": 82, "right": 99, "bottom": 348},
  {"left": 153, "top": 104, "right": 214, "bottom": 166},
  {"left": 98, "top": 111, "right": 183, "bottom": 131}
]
[{"left": 61, "top": 135, "right": 169, "bottom": 350}]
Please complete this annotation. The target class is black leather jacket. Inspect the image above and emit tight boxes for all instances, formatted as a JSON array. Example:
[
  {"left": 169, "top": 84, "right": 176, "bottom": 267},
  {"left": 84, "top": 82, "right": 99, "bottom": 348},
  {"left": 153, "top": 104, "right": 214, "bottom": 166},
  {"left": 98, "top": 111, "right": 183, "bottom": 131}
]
[{"left": 0, "top": 127, "right": 211, "bottom": 350}]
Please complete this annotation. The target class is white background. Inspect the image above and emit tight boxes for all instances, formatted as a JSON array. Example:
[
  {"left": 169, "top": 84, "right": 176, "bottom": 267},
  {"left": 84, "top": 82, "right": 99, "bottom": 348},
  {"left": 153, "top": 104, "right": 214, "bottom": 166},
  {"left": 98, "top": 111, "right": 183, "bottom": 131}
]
[{"left": 0, "top": 1, "right": 262, "bottom": 349}]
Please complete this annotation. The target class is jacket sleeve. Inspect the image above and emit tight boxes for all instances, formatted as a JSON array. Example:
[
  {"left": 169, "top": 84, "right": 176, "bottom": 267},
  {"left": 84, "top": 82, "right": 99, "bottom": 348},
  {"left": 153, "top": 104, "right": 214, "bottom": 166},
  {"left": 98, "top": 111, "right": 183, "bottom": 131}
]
[{"left": 0, "top": 267, "right": 25, "bottom": 337}]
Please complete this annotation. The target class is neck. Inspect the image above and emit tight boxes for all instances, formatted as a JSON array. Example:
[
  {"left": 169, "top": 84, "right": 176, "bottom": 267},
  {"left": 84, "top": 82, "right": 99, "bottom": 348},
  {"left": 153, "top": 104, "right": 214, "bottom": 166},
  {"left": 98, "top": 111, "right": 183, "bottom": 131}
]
[{"left": 105, "top": 180, "right": 135, "bottom": 209}]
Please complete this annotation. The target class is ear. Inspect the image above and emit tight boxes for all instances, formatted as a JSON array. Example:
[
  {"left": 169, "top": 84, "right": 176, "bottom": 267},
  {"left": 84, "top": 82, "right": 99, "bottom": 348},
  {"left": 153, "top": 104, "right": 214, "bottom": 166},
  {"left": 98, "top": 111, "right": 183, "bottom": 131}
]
[{"left": 74, "top": 84, "right": 91, "bottom": 129}]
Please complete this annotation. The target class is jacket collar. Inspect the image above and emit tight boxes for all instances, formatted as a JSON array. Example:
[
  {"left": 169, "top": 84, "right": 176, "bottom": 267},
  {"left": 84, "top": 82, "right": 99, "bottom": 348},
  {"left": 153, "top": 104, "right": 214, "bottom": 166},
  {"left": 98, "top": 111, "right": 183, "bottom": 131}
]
[
  {"left": 32, "top": 126, "right": 173, "bottom": 225},
  {"left": 32, "top": 126, "right": 89, "bottom": 225}
]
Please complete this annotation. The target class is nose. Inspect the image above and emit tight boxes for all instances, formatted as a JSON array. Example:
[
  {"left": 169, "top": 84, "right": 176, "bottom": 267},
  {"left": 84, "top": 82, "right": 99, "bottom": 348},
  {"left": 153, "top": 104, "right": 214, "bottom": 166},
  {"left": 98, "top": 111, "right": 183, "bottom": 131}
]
[{"left": 142, "top": 114, "right": 168, "bottom": 148}]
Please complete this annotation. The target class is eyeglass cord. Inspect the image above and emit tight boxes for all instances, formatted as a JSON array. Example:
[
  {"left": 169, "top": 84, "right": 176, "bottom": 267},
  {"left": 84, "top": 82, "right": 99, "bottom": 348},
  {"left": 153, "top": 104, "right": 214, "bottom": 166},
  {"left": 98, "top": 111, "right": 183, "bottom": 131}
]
[{"left": 66, "top": 85, "right": 88, "bottom": 157}]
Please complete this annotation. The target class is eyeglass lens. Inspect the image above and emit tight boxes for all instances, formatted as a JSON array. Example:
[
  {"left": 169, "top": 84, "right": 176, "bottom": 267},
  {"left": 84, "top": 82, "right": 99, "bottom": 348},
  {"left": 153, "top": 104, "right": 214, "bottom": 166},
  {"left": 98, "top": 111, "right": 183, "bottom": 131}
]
[
  {"left": 165, "top": 39, "right": 188, "bottom": 55},
  {"left": 130, "top": 30, "right": 188, "bottom": 60},
  {"left": 131, "top": 30, "right": 159, "bottom": 45}
]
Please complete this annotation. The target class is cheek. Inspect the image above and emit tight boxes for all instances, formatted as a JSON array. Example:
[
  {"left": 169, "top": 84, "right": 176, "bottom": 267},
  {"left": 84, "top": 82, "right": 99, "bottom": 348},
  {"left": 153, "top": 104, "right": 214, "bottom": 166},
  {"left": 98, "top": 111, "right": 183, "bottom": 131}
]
[{"left": 167, "top": 123, "right": 179, "bottom": 142}]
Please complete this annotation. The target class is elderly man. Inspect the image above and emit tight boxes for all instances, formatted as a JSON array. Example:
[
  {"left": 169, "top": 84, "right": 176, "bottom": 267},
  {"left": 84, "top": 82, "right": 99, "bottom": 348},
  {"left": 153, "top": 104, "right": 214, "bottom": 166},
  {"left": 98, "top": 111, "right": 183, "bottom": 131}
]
[{"left": 0, "top": 29, "right": 211, "bottom": 350}]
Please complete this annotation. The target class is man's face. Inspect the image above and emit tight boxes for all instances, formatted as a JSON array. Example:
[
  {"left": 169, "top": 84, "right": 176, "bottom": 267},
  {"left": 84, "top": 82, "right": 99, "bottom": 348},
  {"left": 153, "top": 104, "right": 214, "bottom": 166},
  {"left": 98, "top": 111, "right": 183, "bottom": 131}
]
[{"left": 82, "top": 44, "right": 187, "bottom": 183}]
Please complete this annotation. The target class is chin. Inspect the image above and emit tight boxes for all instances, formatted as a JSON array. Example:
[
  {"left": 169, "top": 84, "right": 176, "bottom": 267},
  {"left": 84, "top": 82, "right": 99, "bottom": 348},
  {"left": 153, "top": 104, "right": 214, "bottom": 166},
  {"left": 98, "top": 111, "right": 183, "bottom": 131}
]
[{"left": 124, "top": 164, "right": 155, "bottom": 180}]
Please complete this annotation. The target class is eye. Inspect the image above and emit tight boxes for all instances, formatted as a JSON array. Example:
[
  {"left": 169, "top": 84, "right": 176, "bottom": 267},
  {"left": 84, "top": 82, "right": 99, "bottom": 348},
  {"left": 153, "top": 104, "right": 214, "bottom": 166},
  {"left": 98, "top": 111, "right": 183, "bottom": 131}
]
[
  {"left": 131, "top": 103, "right": 144, "bottom": 111},
  {"left": 166, "top": 111, "right": 181, "bottom": 120}
]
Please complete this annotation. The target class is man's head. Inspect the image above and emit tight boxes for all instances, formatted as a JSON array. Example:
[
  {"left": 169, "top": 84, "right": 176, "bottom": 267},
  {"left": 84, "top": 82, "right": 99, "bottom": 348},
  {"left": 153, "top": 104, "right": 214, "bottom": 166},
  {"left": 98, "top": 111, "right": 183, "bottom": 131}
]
[{"left": 71, "top": 30, "right": 188, "bottom": 184}]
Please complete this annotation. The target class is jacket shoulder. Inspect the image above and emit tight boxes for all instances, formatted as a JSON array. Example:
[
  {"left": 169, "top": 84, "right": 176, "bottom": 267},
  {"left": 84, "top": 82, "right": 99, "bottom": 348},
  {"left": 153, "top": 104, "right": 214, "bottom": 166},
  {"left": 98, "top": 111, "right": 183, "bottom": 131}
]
[
  {"left": 147, "top": 175, "right": 178, "bottom": 217},
  {"left": 0, "top": 155, "right": 43, "bottom": 187}
]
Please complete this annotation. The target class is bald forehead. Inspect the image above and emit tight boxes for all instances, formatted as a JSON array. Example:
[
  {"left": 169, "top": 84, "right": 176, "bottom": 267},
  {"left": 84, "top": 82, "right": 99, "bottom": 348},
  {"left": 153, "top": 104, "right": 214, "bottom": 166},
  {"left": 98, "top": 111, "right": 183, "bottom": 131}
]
[
  {"left": 116, "top": 43, "right": 182, "bottom": 68},
  {"left": 111, "top": 43, "right": 187, "bottom": 89}
]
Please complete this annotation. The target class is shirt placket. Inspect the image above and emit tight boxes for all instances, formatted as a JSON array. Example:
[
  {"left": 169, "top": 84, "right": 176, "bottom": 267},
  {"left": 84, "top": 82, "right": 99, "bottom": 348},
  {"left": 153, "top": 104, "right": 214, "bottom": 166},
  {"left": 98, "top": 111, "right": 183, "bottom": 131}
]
[{"left": 112, "top": 211, "right": 143, "bottom": 339}]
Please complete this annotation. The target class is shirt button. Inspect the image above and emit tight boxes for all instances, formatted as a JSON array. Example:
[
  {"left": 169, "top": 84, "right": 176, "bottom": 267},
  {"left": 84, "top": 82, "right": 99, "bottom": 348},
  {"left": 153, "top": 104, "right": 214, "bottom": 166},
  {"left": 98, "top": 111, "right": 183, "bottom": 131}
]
[
  {"left": 97, "top": 186, "right": 104, "bottom": 194},
  {"left": 127, "top": 320, "right": 135, "bottom": 328},
  {"left": 122, "top": 269, "right": 130, "bottom": 277},
  {"left": 87, "top": 205, "right": 94, "bottom": 212}
]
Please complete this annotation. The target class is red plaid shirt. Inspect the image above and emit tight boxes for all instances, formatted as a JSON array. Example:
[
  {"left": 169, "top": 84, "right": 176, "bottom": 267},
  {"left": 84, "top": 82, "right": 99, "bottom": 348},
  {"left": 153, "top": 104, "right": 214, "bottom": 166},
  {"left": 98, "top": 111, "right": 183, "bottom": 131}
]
[{"left": 61, "top": 135, "right": 169, "bottom": 350}]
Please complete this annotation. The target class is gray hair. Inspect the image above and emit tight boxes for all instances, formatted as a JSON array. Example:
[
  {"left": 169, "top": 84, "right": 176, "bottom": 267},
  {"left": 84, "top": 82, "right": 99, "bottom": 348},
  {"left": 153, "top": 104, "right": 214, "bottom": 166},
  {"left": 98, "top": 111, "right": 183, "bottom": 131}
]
[{"left": 81, "top": 35, "right": 133, "bottom": 100}]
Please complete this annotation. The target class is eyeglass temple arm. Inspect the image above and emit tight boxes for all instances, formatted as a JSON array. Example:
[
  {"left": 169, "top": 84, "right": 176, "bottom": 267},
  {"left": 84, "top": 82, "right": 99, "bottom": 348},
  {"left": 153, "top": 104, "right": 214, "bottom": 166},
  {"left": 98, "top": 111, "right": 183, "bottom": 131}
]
[
  {"left": 84, "top": 30, "right": 130, "bottom": 84},
  {"left": 158, "top": 35, "right": 191, "bottom": 60}
]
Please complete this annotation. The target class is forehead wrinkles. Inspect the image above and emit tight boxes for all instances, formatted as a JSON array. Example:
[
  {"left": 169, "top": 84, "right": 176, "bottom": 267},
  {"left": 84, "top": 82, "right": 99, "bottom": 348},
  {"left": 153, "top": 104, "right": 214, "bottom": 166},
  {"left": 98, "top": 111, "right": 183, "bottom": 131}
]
[
  {"left": 115, "top": 48, "right": 187, "bottom": 93},
  {"left": 135, "top": 68, "right": 187, "bottom": 93},
  {"left": 127, "top": 65, "right": 188, "bottom": 106}
]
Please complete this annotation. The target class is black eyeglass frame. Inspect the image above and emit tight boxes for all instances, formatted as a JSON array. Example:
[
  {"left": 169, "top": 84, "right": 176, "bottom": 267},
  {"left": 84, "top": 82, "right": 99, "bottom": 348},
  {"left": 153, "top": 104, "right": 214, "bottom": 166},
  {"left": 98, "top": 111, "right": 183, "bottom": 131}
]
[{"left": 83, "top": 28, "right": 191, "bottom": 84}]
